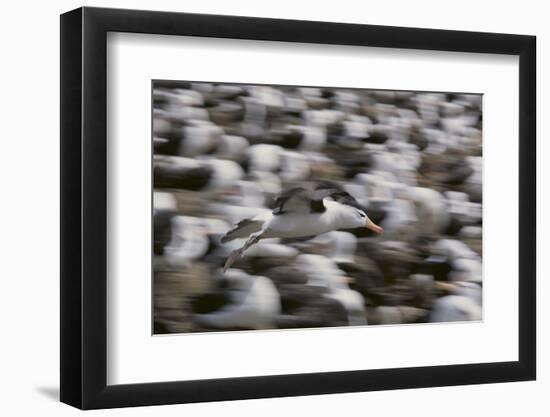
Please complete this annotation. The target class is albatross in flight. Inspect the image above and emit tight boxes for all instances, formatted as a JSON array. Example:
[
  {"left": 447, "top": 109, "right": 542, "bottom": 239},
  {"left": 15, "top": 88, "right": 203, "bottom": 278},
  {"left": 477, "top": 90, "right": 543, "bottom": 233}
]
[{"left": 221, "top": 183, "right": 384, "bottom": 271}]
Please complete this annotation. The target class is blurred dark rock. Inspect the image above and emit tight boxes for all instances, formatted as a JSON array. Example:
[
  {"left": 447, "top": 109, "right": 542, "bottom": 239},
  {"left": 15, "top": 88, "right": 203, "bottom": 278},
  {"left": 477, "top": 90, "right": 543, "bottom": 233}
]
[
  {"left": 365, "top": 125, "right": 390, "bottom": 144},
  {"left": 153, "top": 210, "right": 175, "bottom": 255},
  {"left": 191, "top": 292, "right": 232, "bottom": 314},
  {"left": 276, "top": 285, "right": 349, "bottom": 328},
  {"left": 409, "top": 126, "right": 429, "bottom": 151},
  {"left": 208, "top": 101, "right": 245, "bottom": 125},
  {"left": 266, "top": 128, "right": 304, "bottom": 149},
  {"left": 263, "top": 265, "right": 309, "bottom": 286},
  {"left": 413, "top": 255, "right": 453, "bottom": 282},
  {"left": 325, "top": 147, "right": 373, "bottom": 179},
  {"left": 362, "top": 241, "right": 421, "bottom": 284},
  {"left": 367, "top": 305, "right": 427, "bottom": 325},
  {"left": 338, "top": 258, "right": 384, "bottom": 299},
  {"left": 154, "top": 165, "right": 213, "bottom": 191}
]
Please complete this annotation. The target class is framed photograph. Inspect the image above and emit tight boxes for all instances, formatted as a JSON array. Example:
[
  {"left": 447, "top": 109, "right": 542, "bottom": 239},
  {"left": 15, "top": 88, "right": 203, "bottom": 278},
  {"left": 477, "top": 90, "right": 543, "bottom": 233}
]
[{"left": 60, "top": 6, "right": 536, "bottom": 409}]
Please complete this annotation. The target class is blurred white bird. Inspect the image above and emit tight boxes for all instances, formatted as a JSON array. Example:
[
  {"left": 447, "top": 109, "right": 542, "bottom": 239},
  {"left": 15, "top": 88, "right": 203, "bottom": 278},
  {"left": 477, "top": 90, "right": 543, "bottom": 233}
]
[
  {"left": 195, "top": 269, "right": 281, "bottom": 330},
  {"left": 296, "top": 254, "right": 368, "bottom": 326},
  {"left": 429, "top": 295, "right": 481, "bottom": 322},
  {"left": 163, "top": 216, "right": 210, "bottom": 267}
]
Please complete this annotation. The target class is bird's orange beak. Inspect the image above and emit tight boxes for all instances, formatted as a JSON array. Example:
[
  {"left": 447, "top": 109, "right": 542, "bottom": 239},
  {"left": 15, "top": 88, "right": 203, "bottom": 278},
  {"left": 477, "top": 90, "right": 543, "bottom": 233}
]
[{"left": 365, "top": 218, "right": 384, "bottom": 235}]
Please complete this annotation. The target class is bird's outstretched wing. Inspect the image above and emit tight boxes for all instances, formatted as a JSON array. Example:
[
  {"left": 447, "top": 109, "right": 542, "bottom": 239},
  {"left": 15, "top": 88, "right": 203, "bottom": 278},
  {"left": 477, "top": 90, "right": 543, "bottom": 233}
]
[
  {"left": 221, "top": 218, "right": 264, "bottom": 243},
  {"left": 313, "top": 181, "right": 365, "bottom": 210},
  {"left": 272, "top": 187, "right": 322, "bottom": 214},
  {"left": 272, "top": 182, "right": 366, "bottom": 215}
]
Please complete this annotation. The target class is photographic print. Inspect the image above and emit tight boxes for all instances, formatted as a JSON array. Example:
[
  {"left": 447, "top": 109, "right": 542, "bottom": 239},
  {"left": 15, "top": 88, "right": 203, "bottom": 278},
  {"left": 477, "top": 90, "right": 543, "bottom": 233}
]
[
  {"left": 152, "top": 81, "right": 483, "bottom": 334},
  {"left": 60, "top": 9, "right": 536, "bottom": 407}
]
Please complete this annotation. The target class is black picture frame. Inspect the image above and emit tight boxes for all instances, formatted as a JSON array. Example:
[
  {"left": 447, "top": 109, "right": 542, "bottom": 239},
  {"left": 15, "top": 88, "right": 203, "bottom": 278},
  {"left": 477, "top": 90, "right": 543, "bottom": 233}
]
[{"left": 60, "top": 6, "right": 536, "bottom": 410}]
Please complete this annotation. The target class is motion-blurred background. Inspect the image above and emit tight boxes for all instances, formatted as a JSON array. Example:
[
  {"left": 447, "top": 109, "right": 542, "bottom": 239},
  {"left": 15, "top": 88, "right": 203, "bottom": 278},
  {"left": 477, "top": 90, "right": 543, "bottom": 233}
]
[{"left": 152, "top": 81, "right": 482, "bottom": 334}]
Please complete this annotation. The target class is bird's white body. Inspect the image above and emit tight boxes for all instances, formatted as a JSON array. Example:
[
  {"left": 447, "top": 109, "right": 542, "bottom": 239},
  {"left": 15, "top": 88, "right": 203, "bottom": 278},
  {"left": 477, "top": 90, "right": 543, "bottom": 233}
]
[{"left": 262, "top": 201, "right": 354, "bottom": 238}]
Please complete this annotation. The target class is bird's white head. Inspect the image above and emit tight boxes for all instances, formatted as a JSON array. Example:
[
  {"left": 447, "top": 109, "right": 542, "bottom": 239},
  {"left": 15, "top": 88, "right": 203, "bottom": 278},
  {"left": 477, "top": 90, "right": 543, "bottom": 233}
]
[{"left": 336, "top": 204, "right": 384, "bottom": 235}]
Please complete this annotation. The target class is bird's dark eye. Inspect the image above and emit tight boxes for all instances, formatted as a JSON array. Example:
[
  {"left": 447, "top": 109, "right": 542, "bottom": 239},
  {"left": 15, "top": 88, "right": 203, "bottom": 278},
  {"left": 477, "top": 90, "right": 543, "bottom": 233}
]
[{"left": 358, "top": 212, "right": 366, "bottom": 218}]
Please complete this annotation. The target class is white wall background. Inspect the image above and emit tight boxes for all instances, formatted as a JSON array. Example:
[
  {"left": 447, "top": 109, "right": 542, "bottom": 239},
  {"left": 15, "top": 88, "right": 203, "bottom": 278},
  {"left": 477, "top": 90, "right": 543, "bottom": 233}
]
[{"left": 0, "top": 0, "right": 545, "bottom": 415}]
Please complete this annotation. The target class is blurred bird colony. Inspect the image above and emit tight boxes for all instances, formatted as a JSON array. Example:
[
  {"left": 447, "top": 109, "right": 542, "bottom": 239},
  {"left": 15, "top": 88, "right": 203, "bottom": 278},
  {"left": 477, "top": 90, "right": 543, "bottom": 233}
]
[{"left": 152, "top": 80, "right": 483, "bottom": 334}]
